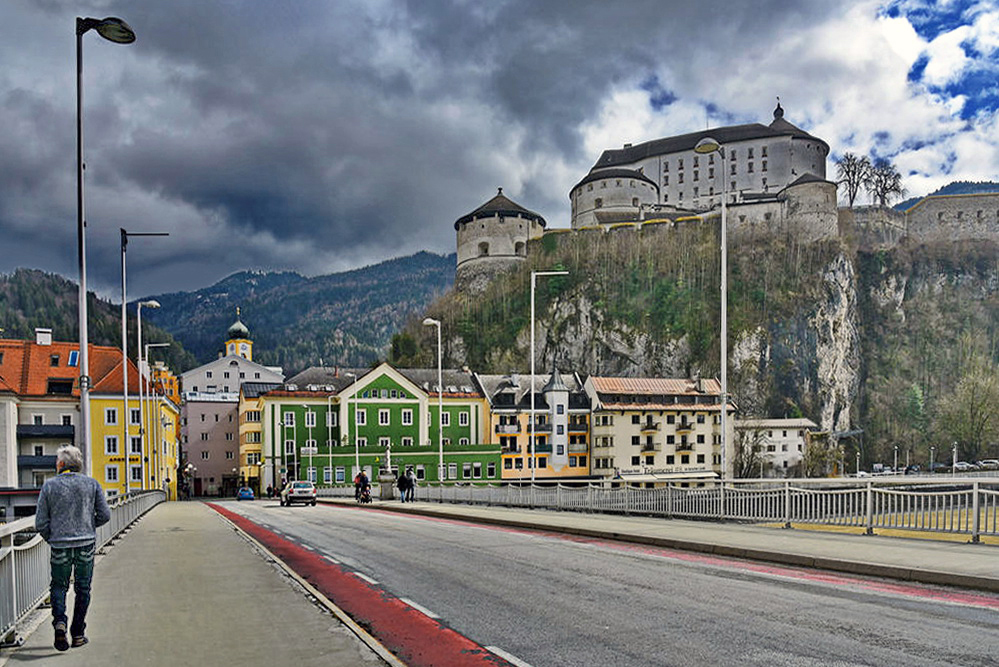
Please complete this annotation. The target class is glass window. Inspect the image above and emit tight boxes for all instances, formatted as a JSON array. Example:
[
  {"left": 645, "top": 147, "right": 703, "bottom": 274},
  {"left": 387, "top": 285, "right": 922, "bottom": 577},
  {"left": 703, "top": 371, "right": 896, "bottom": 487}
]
[
  {"left": 305, "top": 411, "right": 316, "bottom": 428},
  {"left": 105, "top": 436, "right": 118, "bottom": 455},
  {"left": 105, "top": 465, "right": 119, "bottom": 483},
  {"left": 402, "top": 409, "right": 413, "bottom": 426},
  {"left": 105, "top": 408, "right": 117, "bottom": 425}
]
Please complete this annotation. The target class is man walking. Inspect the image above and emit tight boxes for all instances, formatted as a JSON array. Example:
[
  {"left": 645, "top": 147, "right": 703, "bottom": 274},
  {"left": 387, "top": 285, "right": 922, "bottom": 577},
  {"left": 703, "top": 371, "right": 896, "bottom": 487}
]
[{"left": 35, "top": 445, "right": 110, "bottom": 651}]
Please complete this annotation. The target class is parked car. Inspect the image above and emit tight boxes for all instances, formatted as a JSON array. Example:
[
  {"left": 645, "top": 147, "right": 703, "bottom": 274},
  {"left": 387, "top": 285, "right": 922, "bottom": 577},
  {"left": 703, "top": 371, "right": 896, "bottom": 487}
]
[
  {"left": 929, "top": 462, "right": 950, "bottom": 473},
  {"left": 236, "top": 487, "right": 255, "bottom": 501},
  {"left": 904, "top": 464, "right": 921, "bottom": 475},
  {"left": 953, "top": 461, "right": 978, "bottom": 472},
  {"left": 280, "top": 480, "right": 317, "bottom": 506},
  {"left": 977, "top": 459, "right": 999, "bottom": 470}
]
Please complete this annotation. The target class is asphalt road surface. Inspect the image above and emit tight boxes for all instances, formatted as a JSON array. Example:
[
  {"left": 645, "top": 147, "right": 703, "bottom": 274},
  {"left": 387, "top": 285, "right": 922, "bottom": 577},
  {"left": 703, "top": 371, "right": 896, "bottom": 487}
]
[{"left": 221, "top": 500, "right": 999, "bottom": 667}]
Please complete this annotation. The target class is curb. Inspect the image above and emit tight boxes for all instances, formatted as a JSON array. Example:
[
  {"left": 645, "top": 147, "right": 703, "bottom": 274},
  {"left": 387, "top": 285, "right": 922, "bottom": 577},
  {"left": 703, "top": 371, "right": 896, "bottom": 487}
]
[{"left": 320, "top": 498, "right": 999, "bottom": 594}]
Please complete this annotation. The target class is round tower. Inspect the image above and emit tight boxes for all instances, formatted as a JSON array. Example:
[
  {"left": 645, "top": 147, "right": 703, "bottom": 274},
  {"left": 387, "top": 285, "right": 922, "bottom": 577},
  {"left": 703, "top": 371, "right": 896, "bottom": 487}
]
[
  {"left": 569, "top": 168, "right": 659, "bottom": 229},
  {"left": 454, "top": 188, "right": 546, "bottom": 293}
]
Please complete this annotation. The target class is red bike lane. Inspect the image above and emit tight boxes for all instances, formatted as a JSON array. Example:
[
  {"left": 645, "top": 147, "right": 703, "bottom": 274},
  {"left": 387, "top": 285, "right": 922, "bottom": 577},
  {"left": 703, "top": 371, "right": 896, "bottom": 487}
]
[{"left": 208, "top": 503, "right": 512, "bottom": 667}]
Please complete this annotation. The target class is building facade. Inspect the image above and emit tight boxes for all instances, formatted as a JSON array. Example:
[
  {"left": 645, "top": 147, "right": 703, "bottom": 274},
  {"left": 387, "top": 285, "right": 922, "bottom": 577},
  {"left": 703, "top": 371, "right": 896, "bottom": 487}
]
[
  {"left": 735, "top": 418, "right": 818, "bottom": 478},
  {"left": 584, "top": 376, "right": 734, "bottom": 484},
  {"left": 476, "top": 371, "right": 592, "bottom": 480}
]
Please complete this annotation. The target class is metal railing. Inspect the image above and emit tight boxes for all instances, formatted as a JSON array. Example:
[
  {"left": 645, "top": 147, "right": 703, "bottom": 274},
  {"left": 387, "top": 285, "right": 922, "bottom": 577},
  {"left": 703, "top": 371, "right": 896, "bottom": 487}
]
[
  {"left": 318, "top": 477, "right": 999, "bottom": 543},
  {"left": 1, "top": 490, "right": 165, "bottom": 646}
]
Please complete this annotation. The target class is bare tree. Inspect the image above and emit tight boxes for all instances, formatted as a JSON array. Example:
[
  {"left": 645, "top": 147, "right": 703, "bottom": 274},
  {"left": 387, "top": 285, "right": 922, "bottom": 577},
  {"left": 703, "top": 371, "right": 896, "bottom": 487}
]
[
  {"left": 835, "top": 153, "right": 871, "bottom": 207},
  {"left": 865, "top": 158, "right": 906, "bottom": 207}
]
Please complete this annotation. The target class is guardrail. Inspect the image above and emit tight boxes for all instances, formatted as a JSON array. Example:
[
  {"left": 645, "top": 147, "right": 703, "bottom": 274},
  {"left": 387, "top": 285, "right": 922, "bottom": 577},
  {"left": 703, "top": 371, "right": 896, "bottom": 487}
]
[
  {"left": 0, "top": 490, "right": 165, "bottom": 647},
  {"left": 318, "top": 477, "right": 999, "bottom": 543}
]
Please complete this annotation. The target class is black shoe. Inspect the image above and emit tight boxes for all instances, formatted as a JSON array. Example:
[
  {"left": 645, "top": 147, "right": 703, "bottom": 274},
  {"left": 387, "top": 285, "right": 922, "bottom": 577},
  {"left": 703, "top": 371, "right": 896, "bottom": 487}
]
[
  {"left": 54, "top": 623, "right": 69, "bottom": 651},
  {"left": 71, "top": 635, "right": 89, "bottom": 648}
]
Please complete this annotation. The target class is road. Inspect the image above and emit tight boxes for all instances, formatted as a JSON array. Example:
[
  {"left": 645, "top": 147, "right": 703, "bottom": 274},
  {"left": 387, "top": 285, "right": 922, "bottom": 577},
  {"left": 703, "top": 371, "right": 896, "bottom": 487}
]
[{"left": 220, "top": 500, "right": 998, "bottom": 667}]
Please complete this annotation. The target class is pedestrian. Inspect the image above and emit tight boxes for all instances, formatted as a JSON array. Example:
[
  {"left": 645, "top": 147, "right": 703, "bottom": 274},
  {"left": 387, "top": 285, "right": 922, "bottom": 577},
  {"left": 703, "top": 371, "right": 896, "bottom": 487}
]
[
  {"left": 405, "top": 468, "right": 417, "bottom": 502},
  {"left": 397, "top": 471, "right": 409, "bottom": 502},
  {"left": 34, "top": 445, "right": 110, "bottom": 651},
  {"left": 266, "top": 484, "right": 273, "bottom": 499}
]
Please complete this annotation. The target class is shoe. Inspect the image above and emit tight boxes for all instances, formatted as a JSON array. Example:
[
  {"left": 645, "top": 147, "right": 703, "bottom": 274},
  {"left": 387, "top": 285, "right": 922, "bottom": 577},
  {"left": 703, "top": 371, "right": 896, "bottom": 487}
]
[
  {"left": 71, "top": 635, "right": 89, "bottom": 648},
  {"left": 54, "top": 622, "right": 69, "bottom": 651}
]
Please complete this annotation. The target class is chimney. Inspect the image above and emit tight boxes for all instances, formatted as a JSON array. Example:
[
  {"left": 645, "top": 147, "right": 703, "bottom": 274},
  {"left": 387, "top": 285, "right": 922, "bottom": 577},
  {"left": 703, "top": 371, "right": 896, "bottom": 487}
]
[{"left": 35, "top": 328, "right": 52, "bottom": 346}]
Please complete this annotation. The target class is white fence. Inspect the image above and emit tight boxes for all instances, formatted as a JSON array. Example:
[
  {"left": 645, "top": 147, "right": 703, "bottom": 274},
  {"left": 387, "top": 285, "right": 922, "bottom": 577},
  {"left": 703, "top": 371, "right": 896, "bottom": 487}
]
[
  {"left": 0, "top": 490, "right": 165, "bottom": 647},
  {"left": 319, "top": 477, "right": 999, "bottom": 543}
]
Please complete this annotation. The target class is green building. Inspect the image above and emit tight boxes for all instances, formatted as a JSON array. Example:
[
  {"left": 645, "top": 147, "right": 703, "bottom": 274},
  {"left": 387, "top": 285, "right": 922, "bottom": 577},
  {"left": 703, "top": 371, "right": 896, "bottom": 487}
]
[{"left": 258, "top": 363, "right": 499, "bottom": 487}]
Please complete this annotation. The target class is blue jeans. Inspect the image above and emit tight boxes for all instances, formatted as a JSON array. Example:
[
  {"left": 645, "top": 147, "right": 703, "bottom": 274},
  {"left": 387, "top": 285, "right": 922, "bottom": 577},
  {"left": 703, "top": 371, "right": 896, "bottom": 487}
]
[{"left": 49, "top": 543, "right": 96, "bottom": 637}]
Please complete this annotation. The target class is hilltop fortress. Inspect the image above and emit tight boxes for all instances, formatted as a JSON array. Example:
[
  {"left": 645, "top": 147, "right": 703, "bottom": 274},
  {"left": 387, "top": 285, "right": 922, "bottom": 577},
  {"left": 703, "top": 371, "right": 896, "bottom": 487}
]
[{"left": 454, "top": 103, "right": 999, "bottom": 292}]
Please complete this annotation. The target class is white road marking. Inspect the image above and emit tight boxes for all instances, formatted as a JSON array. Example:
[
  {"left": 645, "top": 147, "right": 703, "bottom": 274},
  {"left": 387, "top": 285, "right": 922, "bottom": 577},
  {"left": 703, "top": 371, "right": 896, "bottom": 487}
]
[
  {"left": 399, "top": 598, "right": 440, "bottom": 619},
  {"left": 301, "top": 544, "right": 314, "bottom": 551},
  {"left": 324, "top": 554, "right": 341, "bottom": 564},
  {"left": 486, "top": 646, "right": 533, "bottom": 667},
  {"left": 352, "top": 572, "right": 379, "bottom": 585}
]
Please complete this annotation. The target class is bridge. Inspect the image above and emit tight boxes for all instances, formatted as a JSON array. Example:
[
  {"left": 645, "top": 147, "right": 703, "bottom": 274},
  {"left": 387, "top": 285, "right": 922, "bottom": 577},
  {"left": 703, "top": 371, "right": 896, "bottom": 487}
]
[{"left": 2, "top": 480, "right": 998, "bottom": 666}]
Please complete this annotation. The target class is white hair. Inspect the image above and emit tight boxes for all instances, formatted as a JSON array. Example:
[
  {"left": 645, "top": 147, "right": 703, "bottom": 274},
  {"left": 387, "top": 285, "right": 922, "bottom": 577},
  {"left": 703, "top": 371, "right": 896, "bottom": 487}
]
[{"left": 56, "top": 445, "right": 84, "bottom": 472}]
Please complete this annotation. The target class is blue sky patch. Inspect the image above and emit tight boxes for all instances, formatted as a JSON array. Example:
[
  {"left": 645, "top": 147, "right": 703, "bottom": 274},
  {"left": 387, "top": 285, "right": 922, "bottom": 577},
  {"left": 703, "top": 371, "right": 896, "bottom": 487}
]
[
  {"left": 881, "top": 0, "right": 978, "bottom": 42},
  {"left": 640, "top": 75, "right": 678, "bottom": 111}
]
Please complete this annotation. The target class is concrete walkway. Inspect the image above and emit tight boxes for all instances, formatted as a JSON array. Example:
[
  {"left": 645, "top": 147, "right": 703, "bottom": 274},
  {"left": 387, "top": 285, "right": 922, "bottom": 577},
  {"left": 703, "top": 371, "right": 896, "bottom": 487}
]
[
  {"left": 3, "top": 502, "right": 388, "bottom": 666},
  {"left": 321, "top": 497, "right": 999, "bottom": 593}
]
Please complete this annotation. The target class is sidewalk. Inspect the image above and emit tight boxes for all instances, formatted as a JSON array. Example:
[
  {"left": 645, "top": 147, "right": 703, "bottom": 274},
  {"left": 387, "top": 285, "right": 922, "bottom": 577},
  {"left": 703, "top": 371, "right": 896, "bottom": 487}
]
[
  {"left": 2, "top": 502, "right": 389, "bottom": 666},
  {"left": 321, "top": 497, "right": 999, "bottom": 593}
]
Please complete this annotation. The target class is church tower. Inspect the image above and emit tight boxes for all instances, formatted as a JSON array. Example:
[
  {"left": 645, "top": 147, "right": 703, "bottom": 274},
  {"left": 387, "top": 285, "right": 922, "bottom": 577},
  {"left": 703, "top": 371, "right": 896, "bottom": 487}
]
[{"left": 225, "top": 308, "right": 253, "bottom": 360}]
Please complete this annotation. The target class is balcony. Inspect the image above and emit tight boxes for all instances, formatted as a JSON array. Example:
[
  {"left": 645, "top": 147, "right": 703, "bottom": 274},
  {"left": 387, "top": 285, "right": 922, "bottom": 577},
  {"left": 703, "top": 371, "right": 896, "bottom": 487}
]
[
  {"left": 676, "top": 442, "right": 694, "bottom": 451},
  {"left": 675, "top": 421, "right": 694, "bottom": 432},
  {"left": 568, "top": 422, "right": 588, "bottom": 433},
  {"left": 495, "top": 424, "right": 520, "bottom": 434},
  {"left": 17, "top": 424, "right": 75, "bottom": 439},
  {"left": 527, "top": 422, "right": 552, "bottom": 433},
  {"left": 641, "top": 443, "right": 661, "bottom": 453},
  {"left": 639, "top": 421, "right": 660, "bottom": 433},
  {"left": 18, "top": 455, "right": 58, "bottom": 469},
  {"left": 568, "top": 443, "right": 589, "bottom": 454}
]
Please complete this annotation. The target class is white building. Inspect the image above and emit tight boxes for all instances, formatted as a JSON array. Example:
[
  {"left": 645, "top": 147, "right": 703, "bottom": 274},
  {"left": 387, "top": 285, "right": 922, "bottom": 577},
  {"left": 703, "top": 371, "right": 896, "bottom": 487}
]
[{"left": 735, "top": 418, "right": 818, "bottom": 477}]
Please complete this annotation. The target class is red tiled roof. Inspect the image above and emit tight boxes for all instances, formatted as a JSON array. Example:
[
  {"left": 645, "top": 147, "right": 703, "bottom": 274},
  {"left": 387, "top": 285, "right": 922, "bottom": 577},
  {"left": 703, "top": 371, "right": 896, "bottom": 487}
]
[
  {"left": 0, "top": 338, "right": 145, "bottom": 397},
  {"left": 589, "top": 376, "right": 720, "bottom": 395}
]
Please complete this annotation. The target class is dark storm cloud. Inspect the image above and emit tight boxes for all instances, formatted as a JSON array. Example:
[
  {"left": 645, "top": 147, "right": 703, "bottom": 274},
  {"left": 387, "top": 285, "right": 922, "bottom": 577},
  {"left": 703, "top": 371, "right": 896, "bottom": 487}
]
[{"left": 0, "top": 0, "right": 952, "bottom": 297}]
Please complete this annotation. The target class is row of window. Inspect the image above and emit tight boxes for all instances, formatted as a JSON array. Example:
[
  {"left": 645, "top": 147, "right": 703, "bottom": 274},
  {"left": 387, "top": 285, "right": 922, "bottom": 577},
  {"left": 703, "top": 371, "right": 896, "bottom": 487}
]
[
  {"left": 29, "top": 414, "right": 74, "bottom": 426},
  {"left": 281, "top": 409, "right": 469, "bottom": 428},
  {"left": 666, "top": 146, "right": 768, "bottom": 174},
  {"left": 283, "top": 435, "right": 473, "bottom": 450},
  {"left": 103, "top": 435, "right": 176, "bottom": 456},
  {"left": 297, "top": 461, "right": 498, "bottom": 485}
]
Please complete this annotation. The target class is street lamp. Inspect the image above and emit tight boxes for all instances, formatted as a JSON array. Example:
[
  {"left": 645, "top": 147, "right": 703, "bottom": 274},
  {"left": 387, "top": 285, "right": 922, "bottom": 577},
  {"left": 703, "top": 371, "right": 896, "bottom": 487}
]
[
  {"left": 930, "top": 445, "right": 936, "bottom": 472},
  {"left": 144, "top": 342, "right": 169, "bottom": 492},
  {"left": 694, "top": 137, "right": 729, "bottom": 484},
  {"left": 137, "top": 301, "right": 160, "bottom": 489},
  {"left": 856, "top": 450, "right": 861, "bottom": 476},
  {"left": 422, "top": 318, "right": 444, "bottom": 482},
  {"left": 76, "top": 16, "right": 136, "bottom": 478},
  {"left": 120, "top": 229, "right": 167, "bottom": 496},
  {"left": 893, "top": 445, "right": 899, "bottom": 474},
  {"left": 345, "top": 372, "right": 358, "bottom": 477},
  {"left": 530, "top": 270, "right": 568, "bottom": 485},
  {"left": 952, "top": 442, "right": 958, "bottom": 471}
]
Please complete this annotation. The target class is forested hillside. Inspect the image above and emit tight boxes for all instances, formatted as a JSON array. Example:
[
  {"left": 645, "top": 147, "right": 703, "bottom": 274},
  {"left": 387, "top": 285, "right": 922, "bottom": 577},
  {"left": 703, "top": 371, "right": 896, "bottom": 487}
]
[
  {"left": 0, "top": 269, "right": 197, "bottom": 371},
  {"left": 141, "top": 251, "right": 455, "bottom": 374}
]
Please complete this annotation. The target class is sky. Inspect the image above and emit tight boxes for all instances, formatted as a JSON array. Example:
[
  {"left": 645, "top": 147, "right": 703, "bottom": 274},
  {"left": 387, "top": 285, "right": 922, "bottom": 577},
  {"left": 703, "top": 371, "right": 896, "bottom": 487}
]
[{"left": 1, "top": 0, "right": 997, "bottom": 298}]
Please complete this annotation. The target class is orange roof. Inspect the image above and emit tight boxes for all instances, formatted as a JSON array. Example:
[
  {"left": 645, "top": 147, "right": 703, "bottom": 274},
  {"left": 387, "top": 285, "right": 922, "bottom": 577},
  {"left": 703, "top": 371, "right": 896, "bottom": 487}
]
[
  {"left": 588, "top": 376, "right": 720, "bottom": 396},
  {"left": 0, "top": 338, "right": 148, "bottom": 398}
]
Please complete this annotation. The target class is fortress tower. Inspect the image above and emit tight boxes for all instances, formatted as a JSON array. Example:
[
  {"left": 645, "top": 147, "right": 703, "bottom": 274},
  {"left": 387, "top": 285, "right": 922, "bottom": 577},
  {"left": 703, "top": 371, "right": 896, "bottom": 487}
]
[{"left": 454, "top": 188, "right": 546, "bottom": 293}]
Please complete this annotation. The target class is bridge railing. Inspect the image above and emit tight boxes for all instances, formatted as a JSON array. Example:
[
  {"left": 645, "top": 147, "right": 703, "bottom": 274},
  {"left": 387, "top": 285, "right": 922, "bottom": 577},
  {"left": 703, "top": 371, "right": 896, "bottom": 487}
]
[
  {"left": 0, "top": 490, "right": 165, "bottom": 647},
  {"left": 319, "top": 477, "right": 999, "bottom": 543}
]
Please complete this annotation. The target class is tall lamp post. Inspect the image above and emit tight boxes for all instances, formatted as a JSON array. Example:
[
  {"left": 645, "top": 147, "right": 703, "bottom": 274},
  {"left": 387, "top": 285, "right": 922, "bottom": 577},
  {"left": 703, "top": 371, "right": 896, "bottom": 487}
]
[
  {"left": 137, "top": 300, "right": 160, "bottom": 488},
  {"left": 144, "top": 342, "right": 169, "bottom": 490},
  {"left": 530, "top": 271, "right": 568, "bottom": 485},
  {"left": 76, "top": 16, "right": 135, "bottom": 478},
  {"left": 693, "top": 137, "right": 729, "bottom": 486},
  {"left": 120, "top": 229, "right": 167, "bottom": 495},
  {"left": 422, "top": 319, "right": 444, "bottom": 482},
  {"left": 345, "top": 372, "right": 357, "bottom": 477}
]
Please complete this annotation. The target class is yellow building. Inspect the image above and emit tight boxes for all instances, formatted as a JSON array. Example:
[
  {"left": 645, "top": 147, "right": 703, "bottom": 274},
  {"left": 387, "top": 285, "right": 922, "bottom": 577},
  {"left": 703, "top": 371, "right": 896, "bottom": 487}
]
[
  {"left": 238, "top": 381, "right": 282, "bottom": 494},
  {"left": 89, "top": 354, "right": 180, "bottom": 499}
]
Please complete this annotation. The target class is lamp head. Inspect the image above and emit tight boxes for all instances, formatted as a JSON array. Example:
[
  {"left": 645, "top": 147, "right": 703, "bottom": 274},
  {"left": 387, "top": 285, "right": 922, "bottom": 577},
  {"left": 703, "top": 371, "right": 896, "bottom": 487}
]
[
  {"left": 140, "top": 300, "right": 161, "bottom": 309},
  {"left": 79, "top": 17, "right": 136, "bottom": 44},
  {"left": 694, "top": 137, "right": 722, "bottom": 155},
  {"left": 422, "top": 317, "right": 440, "bottom": 327}
]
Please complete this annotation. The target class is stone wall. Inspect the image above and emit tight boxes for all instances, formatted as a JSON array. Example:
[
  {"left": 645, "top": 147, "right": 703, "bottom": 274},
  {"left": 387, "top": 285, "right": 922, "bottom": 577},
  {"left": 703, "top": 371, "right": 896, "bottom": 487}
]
[{"left": 904, "top": 193, "right": 999, "bottom": 242}]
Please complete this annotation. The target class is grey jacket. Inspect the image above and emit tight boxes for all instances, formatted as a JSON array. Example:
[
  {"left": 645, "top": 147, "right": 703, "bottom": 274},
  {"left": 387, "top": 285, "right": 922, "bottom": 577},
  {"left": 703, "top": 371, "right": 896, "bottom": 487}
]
[{"left": 35, "top": 472, "right": 111, "bottom": 548}]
